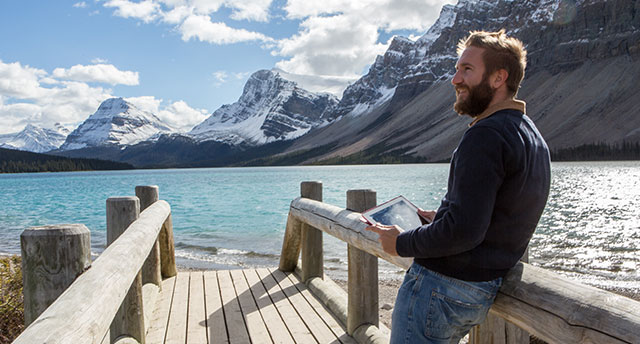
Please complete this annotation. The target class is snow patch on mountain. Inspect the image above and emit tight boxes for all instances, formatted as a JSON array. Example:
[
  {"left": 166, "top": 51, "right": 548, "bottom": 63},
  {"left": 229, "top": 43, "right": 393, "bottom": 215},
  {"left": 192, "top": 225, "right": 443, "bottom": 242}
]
[
  {"left": 0, "top": 123, "right": 70, "bottom": 153},
  {"left": 189, "top": 69, "right": 339, "bottom": 145},
  {"left": 60, "top": 97, "right": 174, "bottom": 150}
]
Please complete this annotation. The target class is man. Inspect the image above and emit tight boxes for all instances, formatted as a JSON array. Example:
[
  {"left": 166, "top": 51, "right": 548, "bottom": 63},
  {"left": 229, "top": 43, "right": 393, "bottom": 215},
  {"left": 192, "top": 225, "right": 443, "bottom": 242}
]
[{"left": 367, "top": 30, "right": 551, "bottom": 343}]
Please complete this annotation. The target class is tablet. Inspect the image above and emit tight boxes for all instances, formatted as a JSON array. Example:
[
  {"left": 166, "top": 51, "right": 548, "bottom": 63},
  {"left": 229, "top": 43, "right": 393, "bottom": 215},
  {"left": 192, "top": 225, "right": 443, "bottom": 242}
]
[{"left": 361, "top": 195, "right": 426, "bottom": 230}]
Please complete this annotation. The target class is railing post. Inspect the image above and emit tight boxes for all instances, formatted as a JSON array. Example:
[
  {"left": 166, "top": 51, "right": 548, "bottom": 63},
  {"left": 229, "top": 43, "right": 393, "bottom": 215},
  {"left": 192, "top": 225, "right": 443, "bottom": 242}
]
[
  {"left": 300, "top": 181, "right": 323, "bottom": 282},
  {"left": 159, "top": 213, "right": 177, "bottom": 278},
  {"left": 107, "top": 196, "right": 145, "bottom": 344},
  {"left": 346, "top": 189, "right": 379, "bottom": 335},
  {"left": 135, "top": 185, "right": 162, "bottom": 288},
  {"left": 278, "top": 212, "right": 303, "bottom": 272},
  {"left": 20, "top": 224, "right": 91, "bottom": 327},
  {"left": 470, "top": 249, "right": 530, "bottom": 344}
]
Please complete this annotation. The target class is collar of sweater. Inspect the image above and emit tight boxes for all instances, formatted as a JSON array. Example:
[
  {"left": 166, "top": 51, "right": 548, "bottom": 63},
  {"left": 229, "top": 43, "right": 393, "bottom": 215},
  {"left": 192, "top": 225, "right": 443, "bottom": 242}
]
[{"left": 469, "top": 99, "right": 526, "bottom": 127}]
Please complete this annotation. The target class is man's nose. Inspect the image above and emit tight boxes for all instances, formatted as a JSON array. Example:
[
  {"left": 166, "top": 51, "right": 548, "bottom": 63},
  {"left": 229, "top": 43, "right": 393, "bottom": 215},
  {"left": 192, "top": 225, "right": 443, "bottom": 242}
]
[{"left": 451, "top": 71, "right": 462, "bottom": 86}]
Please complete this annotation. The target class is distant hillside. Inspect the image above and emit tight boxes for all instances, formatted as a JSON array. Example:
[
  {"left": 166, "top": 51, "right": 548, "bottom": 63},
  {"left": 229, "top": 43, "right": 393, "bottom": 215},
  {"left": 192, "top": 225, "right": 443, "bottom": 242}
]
[{"left": 0, "top": 148, "right": 134, "bottom": 173}]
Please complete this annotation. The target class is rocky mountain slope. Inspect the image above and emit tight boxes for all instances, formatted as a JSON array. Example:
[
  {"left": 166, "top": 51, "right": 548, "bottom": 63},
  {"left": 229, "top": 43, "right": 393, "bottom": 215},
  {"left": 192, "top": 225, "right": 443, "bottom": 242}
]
[
  {"left": 190, "top": 69, "right": 339, "bottom": 145},
  {"left": 59, "top": 97, "right": 174, "bottom": 151},
  {"left": 0, "top": 123, "right": 70, "bottom": 153},
  {"left": 277, "top": 0, "right": 640, "bottom": 163}
]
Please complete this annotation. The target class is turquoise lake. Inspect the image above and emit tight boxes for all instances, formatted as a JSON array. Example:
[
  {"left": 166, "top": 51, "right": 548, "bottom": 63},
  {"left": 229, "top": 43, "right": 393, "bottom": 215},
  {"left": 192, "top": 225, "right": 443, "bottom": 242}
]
[{"left": 1, "top": 162, "right": 638, "bottom": 291}]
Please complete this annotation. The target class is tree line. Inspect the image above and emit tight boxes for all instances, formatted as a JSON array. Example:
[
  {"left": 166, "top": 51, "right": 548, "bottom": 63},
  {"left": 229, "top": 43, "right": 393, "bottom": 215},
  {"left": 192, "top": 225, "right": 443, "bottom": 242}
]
[
  {"left": 0, "top": 148, "right": 134, "bottom": 173},
  {"left": 550, "top": 141, "right": 640, "bottom": 161}
]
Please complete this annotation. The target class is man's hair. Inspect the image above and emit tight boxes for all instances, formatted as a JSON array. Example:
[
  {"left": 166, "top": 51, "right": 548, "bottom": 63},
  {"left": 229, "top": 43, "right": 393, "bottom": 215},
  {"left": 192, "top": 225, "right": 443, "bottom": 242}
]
[{"left": 457, "top": 29, "right": 527, "bottom": 96}]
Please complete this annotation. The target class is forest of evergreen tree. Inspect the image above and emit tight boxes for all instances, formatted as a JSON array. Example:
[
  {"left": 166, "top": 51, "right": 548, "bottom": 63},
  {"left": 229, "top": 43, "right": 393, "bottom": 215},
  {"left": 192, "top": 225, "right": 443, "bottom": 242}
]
[{"left": 0, "top": 148, "right": 133, "bottom": 173}]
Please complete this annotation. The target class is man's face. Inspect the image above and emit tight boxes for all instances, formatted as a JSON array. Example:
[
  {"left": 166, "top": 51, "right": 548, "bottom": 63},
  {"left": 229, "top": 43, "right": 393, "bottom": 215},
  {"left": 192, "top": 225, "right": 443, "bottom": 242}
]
[{"left": 451, "top": 46, "right": 495, "bottom": 116}]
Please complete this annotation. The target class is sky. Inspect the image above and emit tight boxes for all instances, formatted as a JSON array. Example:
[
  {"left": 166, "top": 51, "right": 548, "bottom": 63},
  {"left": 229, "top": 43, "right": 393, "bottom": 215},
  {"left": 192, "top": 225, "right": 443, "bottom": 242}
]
[{"left": 0, "top": 0, "right": 455, "bottom": 134}]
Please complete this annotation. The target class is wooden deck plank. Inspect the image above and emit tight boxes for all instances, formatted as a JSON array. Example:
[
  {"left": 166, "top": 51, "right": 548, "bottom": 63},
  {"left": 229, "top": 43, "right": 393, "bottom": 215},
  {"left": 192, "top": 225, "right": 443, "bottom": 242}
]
[
  {"left": 270, "top": 269, "right": 340, "bottom": 344},
  {"left": 230, "top": 269, "right": 273, "bottom": 344},
  {"left": 187, "top": 272, "right": 208, "bottom": 344},
  {"left": 283, "top": 273, "right": 357, "bottom": 344},
  {"left": 255, "top": 268, "right": 317, "bottom": 344},
  {"left": 165, "top": 273, "right": 190, "bottom": 344},
  {"left": 204, "top": 271, "right": 229, "bottom": 344},
  {"left": 218, "top": 270, "right": 251, "bottom": 343},
  {"left": 147, "top": 276, "right": 177, "bottom": 343},
  {"left": 243, "top": 269, "right": 295, "bottom": 344}
]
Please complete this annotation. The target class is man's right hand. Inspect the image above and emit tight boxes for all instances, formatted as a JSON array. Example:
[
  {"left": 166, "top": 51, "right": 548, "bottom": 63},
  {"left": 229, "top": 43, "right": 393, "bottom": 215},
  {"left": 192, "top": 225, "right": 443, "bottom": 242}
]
[{"left": 418, "top": 208, "right": 436, "bottom": 224}]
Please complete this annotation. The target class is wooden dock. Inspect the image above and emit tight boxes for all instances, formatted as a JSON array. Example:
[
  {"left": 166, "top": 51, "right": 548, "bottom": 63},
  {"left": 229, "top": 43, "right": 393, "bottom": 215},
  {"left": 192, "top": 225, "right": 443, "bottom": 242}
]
[{"left": 148, "top": 269, "right": 356, "bottom": 344}]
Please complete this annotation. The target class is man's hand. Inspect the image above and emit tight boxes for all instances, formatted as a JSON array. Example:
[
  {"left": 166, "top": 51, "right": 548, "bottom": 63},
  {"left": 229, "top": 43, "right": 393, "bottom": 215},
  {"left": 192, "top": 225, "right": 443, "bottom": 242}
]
[
  {"left": 365, "top": 224, "right": 402, "bottom": 256},
  {"left": 418, "top": 208, "right": 436, "bottom": 224}
]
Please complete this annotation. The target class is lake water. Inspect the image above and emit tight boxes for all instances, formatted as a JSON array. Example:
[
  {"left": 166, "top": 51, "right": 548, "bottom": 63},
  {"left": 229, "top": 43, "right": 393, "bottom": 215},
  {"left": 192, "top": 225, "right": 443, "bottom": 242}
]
[{"left": 1, "top": 162, "right": 638, "bottom": 292}]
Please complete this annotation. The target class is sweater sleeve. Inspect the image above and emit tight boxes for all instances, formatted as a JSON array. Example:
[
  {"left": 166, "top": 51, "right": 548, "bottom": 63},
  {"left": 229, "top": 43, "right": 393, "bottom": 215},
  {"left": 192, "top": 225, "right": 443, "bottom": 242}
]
[{"left": 396, "top": 126, "right": 506, "bottom": 258}]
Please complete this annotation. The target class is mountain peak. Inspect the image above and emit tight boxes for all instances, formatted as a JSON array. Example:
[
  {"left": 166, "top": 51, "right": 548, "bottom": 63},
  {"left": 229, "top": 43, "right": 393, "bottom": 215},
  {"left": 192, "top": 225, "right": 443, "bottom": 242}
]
[
  {"left": 60, "top": 97, "right": 173, "bottom": 150},
  {"left": 189, "top": 69, "right": 338, "bottom": 145}
]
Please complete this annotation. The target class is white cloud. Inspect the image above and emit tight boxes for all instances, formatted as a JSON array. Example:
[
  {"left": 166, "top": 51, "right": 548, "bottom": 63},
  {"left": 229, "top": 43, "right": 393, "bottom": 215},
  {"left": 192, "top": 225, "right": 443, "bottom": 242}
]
[
  {"left": 271, "top": 0, "right": 454, "bottom": 91},
  {"left": 104, "top": 0, "right": 161, "bottom": 23},
  {"left": 211, "top": 70, "right": 250, "bottom": 87},
  {"left": 226, "top": 0, "right": 273, "bottom": 22},
  {"left": 0, "top": 60, "right": 112, "bottom": 134},
  {"left": 179, "top": 14, "right": 272, "bottom": 44},
  {"left": 126, "top": 96, "right": 209, "bottom": 131},
  {"left": 52, "top": 64, "right": 139, "bottom": 86},
  {"left": 275, "top": 14, "right": 387, "bottom": 77},
  {"left": 73, "top": 2, "right": 88, "bottom": 8}
]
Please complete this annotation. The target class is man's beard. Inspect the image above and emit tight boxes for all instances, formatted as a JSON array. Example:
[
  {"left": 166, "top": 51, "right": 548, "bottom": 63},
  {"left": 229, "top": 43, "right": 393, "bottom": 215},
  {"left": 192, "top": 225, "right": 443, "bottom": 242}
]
[{"left": 454, "top": 76, "right": 495, "bottom": 117}]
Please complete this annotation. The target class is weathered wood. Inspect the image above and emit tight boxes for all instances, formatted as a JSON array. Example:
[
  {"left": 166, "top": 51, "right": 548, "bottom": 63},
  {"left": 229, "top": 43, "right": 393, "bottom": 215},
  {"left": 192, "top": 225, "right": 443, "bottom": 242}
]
[
  {"left": 283, "top": 272, "right": 357, "bottom": 344},
  {"left": 230, "top": 269, "right": 273, "bottom": 343},
  {"left": 295, "top": 266, "right": 390, "bottom": 344},
  {"left": 146, "top": 276, "right": 177, "bottom": 344},
  {"left": 165, "top": 273, "right": 189, "bottom": 344},
  {"left": 107, "top": 197, "right": 145, "bottom": 344},
  {"left": 14, "top": 200, "right": 171, "bottom": 344},
  {"left": 289, "top": 197, "right": 413, "bottom": 270},
  {"left": 136, "top": 186, "right": 162, "bottom": 290},
  {"left": 21, "top": 224, "right": 92, "bottom": 327},
  {"left": 203, "top": 271, "right": 228, "bottom": 344},
  {"left": 272, "top": 268, "right": 339, "bottom": 343},
  {"left": 300, "top": 181, "right": 324, "bottom": 282},
  {"left": 278, "top": 213, "right": 302, "bottom": 272},
  {"left": 345, "top": 189, "right": 379, "bottom": 335},
  {"left": 471, "top": 248, "right": 529, "bottom": 344},
  {"left": 218, "top": 270, "right": 251, "bottom": 343},
  {"left": 159, "top": 213, "right": 177, "bottom": 278},
  {"left": 187, "top": 272, "right": 207, "bottom": 344},
  {"left": 256, "top": 268, "right": 316, "bottom": 343},
  {"left": 243, "top": 269, "right": 295, "bottom": 344}
]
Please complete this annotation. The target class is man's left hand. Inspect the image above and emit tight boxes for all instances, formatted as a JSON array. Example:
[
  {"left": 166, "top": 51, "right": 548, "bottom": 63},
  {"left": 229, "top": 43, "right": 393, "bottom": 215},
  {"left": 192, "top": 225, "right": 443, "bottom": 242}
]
[{"left": 365, "top": 224, "right": 402, "bottom": 256}]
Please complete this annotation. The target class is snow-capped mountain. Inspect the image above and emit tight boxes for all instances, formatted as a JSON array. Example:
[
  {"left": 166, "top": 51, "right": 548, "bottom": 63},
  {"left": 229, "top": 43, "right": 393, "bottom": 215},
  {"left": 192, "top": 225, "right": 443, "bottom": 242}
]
[
  {"left": 60, "top": 98, "right": 174, "bottom": 151},
  {"left": 189, "top": 69, "right": 339, "bottom": 145},
  {"left": 0, "top": 123, "right": 70, "bottom": 153}
]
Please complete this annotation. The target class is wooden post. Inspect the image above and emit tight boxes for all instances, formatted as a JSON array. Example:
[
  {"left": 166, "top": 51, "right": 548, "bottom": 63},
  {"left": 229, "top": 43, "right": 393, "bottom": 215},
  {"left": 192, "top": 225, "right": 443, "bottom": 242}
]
[
  {"left": 135, "top": 185, "right": 162, "bottom": 288},
  {"left": 159, "top": 213, "right": 177, "bottom": 278},
  {"left": 278, "top": 212, "right": 303, "bottom": 272},
  {"left": 470, "top": 249, "right": 530, "bottom": 344},
  {"left": 300, "top": 181, "right": 323, "bottom": 282},
  {"left": 107, "top": 196, "right": 145, "bottom": 344},
  {"left": 346, "top": 189, "right": 379, "bottom": 334},
  {"left": 20, "top": 224, "right": 91, "bottom": 327}
]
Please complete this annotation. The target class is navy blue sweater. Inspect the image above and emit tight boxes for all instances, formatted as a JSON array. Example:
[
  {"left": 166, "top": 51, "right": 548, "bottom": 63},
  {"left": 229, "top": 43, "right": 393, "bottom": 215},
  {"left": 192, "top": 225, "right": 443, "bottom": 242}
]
[{"left": 396, "top": 109, "right": 551, "bottom": 281}]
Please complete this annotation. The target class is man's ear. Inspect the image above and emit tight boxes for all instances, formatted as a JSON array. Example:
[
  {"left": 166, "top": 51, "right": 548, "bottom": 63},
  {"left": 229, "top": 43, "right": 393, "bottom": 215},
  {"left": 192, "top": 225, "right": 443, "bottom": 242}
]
[{"left": 491, "top": 69, "right": 509, "bottom": 89}]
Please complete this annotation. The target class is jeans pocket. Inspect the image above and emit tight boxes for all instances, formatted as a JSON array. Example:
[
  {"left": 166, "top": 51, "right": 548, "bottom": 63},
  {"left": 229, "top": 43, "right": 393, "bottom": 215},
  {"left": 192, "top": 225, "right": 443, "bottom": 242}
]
[{"left": 425, "top": 290, "right": 487, "bottom": 340}]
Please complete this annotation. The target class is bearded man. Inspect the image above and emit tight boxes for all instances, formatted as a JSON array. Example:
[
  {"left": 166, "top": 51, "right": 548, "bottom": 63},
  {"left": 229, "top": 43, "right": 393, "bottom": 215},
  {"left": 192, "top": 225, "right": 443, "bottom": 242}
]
[{"left": 367, "top": 30, "right": 551, "bottom": 343}]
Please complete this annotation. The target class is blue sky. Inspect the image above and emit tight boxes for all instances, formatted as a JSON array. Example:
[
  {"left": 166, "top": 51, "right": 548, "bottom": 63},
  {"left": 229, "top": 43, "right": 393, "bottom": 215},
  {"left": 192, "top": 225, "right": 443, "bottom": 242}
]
[{"left": 0, "top": 0, "right": 454, "bottom": 134}]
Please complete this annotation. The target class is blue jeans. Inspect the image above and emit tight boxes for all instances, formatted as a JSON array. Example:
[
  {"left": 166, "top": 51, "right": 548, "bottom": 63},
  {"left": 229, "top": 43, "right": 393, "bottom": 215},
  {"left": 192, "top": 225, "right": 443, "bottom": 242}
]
[{"left": 390, "top": 262, "right": 502, "bottom": 344}]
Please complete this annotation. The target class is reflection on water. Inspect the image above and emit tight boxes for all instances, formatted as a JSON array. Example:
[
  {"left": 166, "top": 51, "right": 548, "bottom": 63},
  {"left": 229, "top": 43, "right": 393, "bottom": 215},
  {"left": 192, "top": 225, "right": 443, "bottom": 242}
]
[{"left": 532, "top": 162, "right": 640, "bottom": 290}]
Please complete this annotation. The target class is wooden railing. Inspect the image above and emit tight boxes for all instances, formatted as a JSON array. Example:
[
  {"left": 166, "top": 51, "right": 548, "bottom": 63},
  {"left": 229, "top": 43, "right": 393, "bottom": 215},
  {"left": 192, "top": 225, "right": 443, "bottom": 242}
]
[
  {"left": 15, "top": 186, "right": 176, "bottom": 344},
  {"left": 280, "top": 181, "right": 640, "bottom": 344}
]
